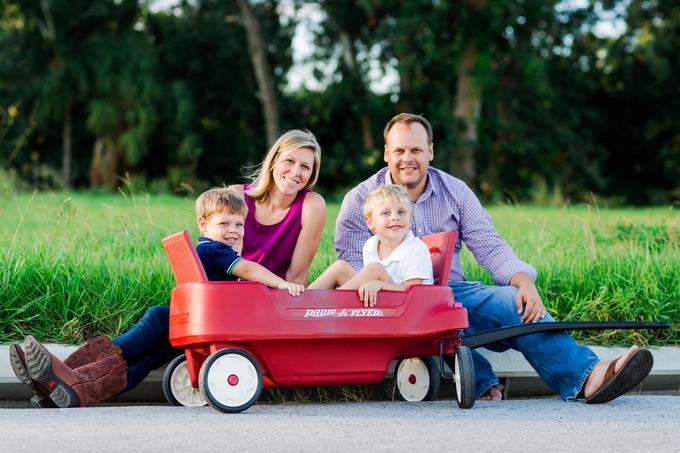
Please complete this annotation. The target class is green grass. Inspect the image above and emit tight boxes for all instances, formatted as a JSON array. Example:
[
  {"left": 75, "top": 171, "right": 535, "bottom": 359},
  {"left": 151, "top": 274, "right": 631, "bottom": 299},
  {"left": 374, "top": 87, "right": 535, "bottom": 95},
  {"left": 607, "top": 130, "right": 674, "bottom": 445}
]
[
  {"left": 1, "top": 190, "right": 678, "bottom": 346},
  {"left": 460, "top": 204, "right": 679, "bottom": 345},
  {"left": 0, "top": 190, "right": 194, "bottom": 343}
]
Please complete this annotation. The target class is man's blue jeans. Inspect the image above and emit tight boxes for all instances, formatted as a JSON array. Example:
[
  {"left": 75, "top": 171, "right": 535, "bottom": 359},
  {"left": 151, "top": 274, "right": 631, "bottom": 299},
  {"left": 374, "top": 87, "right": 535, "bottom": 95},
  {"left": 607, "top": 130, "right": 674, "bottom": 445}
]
[
  {"left": 112, "top": 306, "right": 183, "bottom": 393},
  {"left": 450, "top": 282, "right": 599, "bottom": 400}
]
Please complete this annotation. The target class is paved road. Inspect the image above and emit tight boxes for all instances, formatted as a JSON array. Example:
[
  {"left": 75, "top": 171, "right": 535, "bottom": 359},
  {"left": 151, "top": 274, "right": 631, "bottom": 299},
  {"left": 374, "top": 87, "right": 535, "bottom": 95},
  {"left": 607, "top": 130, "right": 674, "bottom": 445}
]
[{"left": 1, "top": 396, "right": 678, "bottom": 452}]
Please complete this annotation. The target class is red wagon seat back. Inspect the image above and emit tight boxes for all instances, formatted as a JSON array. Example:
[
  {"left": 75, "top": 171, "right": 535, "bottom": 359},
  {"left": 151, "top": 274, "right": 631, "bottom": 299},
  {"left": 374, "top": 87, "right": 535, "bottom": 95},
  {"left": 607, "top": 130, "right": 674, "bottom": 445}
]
[
  {"left": 162, "top": 230, "right": 208, "bottom": 285},
  {"left": 421, "top": 230, "right": 457, "bottom": 286},
  {"left": 161, "top": 229, "right": 456, "bottom": 287}
]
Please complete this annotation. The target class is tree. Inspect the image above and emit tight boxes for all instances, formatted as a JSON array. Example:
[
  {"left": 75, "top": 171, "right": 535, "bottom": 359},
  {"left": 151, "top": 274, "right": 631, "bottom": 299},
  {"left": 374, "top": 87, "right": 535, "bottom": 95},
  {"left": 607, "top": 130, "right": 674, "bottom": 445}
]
[
  {"left": 236, "top": 0, "right": 281, "bottom": 146},
  {"left": 85, "top": 31, "right": 160, "bottom": 189},
  {"left": 0, "top": 0, "right": 157, "bottom": 190},
  {"left": 311, "top": 0, "right": 382, "bottom": 152},
  {"left": 142, "top": 0, "right": 295, "bottom": 187},
  {"left": 0, "top": 0, "right": 101, "bottom": 188}
]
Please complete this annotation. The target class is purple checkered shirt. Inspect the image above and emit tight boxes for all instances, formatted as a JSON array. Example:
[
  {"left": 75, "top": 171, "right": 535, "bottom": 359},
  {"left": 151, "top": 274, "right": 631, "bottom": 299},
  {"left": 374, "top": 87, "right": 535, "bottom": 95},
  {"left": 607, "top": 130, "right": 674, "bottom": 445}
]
[{"left": 335, "top": 167, "right": 537, "bottom": 286}]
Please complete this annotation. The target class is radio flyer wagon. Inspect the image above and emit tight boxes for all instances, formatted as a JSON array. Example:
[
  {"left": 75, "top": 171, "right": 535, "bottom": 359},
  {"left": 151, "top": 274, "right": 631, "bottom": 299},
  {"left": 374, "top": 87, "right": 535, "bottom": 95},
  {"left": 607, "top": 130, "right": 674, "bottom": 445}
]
[
  {"left": 162, "top": 229, "right": 476, "bottom": 412},
  {"left": 161, "top": 230, "right": 670, "bottom": 413}
]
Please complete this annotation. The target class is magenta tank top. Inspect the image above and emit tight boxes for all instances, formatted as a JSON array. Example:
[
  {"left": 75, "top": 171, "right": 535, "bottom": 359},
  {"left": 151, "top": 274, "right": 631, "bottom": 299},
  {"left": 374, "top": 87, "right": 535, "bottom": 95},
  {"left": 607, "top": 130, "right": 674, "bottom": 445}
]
[{"left": 242, "top": 184, "right": 309, "bottom": 279}]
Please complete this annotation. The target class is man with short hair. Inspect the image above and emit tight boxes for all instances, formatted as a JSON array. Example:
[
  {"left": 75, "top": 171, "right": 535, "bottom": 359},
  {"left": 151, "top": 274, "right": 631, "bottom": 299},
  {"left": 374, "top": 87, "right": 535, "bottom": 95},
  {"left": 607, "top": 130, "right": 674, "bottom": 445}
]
[{"left": 335, "top": 112, "right": 651, "bottom": 403}]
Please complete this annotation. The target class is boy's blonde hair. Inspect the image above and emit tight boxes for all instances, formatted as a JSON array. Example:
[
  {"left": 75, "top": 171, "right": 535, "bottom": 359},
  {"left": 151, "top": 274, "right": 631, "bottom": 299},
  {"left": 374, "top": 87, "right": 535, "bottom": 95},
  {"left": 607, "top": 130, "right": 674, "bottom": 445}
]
[
  {"left": 196, "top": 187, "right": 248, "bottom": 221},
  {"left": 245, "top": 129, "right": 322, "bottom": 203},
  {"left": 363, "top": 184, "right": 413, "bottom": 219}
]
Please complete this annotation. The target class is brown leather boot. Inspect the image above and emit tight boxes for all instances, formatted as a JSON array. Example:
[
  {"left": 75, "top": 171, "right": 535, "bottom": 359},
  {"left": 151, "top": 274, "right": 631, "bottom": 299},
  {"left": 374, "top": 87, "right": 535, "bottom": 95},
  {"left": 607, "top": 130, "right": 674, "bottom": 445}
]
[
  {"left": 25, "top": 335, "right": 128, "bottom": 408},
  {"left": 58, "top": 354, "right": 128, "bottom": 407},
  {"left": 8, "top": 343, "right": 57, "bottom": 408},
  {"left": 63, "top": 335, "right": 122, "bottom": 369}
]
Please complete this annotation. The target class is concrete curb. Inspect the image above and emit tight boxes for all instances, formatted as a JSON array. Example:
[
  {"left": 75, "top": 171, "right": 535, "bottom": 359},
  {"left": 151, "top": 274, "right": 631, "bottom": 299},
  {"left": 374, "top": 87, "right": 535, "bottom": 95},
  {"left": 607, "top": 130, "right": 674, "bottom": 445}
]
[
  {"left": 1, "top": 344, "right": 678, "bottom": 407},
  {"left": 474, "top": 346, "right": 680, "bottom": 398}
]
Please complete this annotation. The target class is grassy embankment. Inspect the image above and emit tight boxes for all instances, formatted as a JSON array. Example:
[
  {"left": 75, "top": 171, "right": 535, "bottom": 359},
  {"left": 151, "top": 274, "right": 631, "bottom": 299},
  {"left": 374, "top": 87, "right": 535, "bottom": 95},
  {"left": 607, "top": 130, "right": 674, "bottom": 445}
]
[{"left": 1, "top": 190, "right": 678, "bottom": 347}]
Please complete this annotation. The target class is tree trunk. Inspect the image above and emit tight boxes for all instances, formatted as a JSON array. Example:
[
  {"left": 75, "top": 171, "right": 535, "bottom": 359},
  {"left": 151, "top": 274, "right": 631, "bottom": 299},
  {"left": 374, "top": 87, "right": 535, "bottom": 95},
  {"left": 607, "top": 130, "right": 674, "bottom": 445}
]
[
  {"left": 62, "top": 100, "right": 72, "bottom": 189},
  {"left": 337, "top": 30, "right": 375, "bottom": 152},
  {"left": 450, "top": 42, "right": 482, "bottom": 187},
  {"left": 396, "top": 57, "right": 414, "bottom": 114},
  {"left": 236, "top": 0, "right": 280, "bottom": 147},
  {"left": 90, "top": 139, "right": 120, "bottom": 190},
  {"left": 393, "top": 23, "right": 415, "bottom": 114},
  {"left": 338, "top": 30, "right": 355, "bottom": 70},
  {"left": 361, "top": 116, "right": 375, "bottom": 152}
]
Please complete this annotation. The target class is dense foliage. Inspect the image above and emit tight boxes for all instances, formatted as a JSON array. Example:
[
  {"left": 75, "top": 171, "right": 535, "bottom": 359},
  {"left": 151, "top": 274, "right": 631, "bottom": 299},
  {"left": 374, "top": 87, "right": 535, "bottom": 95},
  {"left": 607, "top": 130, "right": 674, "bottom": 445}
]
[{"left": 1, "top": 0, "right": 679, "bottom": 205}]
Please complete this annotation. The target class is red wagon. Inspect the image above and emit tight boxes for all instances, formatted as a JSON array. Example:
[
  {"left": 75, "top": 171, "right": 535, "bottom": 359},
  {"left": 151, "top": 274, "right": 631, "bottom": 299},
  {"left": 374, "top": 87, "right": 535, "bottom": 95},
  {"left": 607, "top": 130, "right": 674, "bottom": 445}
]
[{"left": 162, "top": 229, "right": 474, "bottom": 412}]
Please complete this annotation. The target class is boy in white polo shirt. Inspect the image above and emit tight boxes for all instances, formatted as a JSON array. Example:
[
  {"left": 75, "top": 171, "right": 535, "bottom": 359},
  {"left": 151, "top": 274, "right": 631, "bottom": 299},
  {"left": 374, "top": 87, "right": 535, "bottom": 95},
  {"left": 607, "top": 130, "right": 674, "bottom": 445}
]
[{"left": 309, "top": 184, "right": 433, "bottom": 306}]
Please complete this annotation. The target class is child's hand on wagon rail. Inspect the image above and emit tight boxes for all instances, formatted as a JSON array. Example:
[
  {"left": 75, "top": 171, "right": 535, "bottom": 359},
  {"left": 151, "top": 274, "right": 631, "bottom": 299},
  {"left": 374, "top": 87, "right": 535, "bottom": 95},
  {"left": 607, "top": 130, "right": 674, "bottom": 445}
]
[
  {"left": 358, "top": 281, "right": 383, "bottom": 307},
  {"left": 279, "top": 281, "right": 305, "bottom": 296}
]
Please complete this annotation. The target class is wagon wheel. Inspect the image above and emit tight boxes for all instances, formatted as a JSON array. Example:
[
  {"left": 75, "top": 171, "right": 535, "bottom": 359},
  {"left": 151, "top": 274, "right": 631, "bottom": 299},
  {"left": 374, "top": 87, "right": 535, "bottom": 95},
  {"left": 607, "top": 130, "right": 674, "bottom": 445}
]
[
  {"left": 395, "top": 356, "right": 441, "bottom": 402},
  {"left": 163, "top": 354, "right": 207, "bottom": 407},
  {"left": 453, "top": 345, "right": 475, "bottom": 409},
  {"left": 199, "top": 348, "right": 263, "bottom": 413}
]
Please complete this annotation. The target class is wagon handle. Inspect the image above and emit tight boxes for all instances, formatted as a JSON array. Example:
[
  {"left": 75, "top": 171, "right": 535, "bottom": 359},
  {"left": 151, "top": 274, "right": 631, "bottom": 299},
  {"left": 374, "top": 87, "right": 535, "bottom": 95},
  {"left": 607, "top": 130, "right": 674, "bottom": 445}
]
[{"left": 460, "top": 321, "right": 671, "bottom": 350}]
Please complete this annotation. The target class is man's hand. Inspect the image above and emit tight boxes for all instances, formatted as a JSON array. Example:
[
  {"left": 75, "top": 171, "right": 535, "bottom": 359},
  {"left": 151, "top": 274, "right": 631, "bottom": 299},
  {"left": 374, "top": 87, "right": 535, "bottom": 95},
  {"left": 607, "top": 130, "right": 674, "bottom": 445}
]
[
  {"left": 509, "top": 272, "right": 545, "bottom": 323},
  {"left": 358, "top": 281, "right": 383, "bottom": 307}
]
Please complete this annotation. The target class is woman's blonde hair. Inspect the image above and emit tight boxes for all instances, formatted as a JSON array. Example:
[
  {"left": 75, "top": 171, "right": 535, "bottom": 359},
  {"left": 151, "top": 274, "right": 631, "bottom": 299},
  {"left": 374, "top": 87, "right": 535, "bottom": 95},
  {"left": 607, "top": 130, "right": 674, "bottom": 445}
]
[
  {"left": 245, "top": 129, "right": 321, "bottom": 203},
  {"left": 196, "top": 187, "right": 248, "bottom": 221},
  {"left": 362, "top": 184, "right": 413, "bottom": 219}
]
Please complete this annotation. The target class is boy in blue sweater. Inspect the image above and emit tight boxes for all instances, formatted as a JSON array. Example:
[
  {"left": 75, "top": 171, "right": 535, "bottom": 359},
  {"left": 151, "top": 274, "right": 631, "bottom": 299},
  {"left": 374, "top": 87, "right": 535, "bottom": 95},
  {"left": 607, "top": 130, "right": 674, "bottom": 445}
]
[{"left": 195, "top": 187, "right": 304, "bottom": 296}]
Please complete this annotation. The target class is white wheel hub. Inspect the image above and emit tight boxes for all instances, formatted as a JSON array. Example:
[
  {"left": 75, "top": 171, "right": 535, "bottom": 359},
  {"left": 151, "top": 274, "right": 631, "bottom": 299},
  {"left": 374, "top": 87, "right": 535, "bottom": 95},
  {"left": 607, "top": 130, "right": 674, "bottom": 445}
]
[
  {"left": 169, "top": 361, "right": 207, "bottom": 407},
  {"left": 396, "top": 358, "right": 430, "bottom": 401},
  {"left": 206, "top": 353, "right": 259, "bottom": 408}
]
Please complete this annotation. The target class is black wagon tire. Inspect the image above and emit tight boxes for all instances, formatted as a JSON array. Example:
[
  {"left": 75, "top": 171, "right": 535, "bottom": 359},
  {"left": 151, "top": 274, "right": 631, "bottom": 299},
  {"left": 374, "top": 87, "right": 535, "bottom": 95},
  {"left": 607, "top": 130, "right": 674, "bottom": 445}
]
[
  {"left": 453, "top": 345, "right": 475, "bottom": 409},
  {"left": 163, "top": 354, "right": 207, "bottom": 407},
  {"left": 199, "top": 348, "right": 263, "bottom": 413},
  {"left": 395, "top": 356, "right": 441, "bottom": 402}
]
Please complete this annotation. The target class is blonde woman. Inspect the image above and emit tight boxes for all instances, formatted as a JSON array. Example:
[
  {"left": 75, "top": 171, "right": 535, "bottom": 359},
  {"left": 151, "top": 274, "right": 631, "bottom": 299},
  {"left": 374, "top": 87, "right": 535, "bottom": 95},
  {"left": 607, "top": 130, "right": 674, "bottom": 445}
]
[{"left": 229, "top": 129, "right": 326, "bottom": 286}]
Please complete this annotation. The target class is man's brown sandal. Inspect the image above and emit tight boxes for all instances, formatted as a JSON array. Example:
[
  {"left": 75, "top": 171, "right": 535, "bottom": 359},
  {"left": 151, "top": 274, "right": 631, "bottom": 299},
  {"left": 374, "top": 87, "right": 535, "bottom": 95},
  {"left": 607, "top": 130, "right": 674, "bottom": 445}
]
[{"left": 586, "top": 348, "right": 653, "bottom": 404}]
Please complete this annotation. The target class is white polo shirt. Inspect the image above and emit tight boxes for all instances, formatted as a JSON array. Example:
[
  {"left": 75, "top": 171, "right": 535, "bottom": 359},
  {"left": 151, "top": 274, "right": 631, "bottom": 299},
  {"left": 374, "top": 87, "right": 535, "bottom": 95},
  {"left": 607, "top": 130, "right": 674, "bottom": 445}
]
[{"left": 362, "top": 230, "right": 434, "bottom": 285}]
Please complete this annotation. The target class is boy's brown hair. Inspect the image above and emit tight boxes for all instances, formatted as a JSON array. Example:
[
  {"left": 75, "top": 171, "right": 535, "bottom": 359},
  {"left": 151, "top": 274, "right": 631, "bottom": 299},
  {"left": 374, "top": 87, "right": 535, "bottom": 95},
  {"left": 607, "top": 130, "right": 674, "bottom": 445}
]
[{"left": 196, "top": 187, "right": 248, "bottom": 221}]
